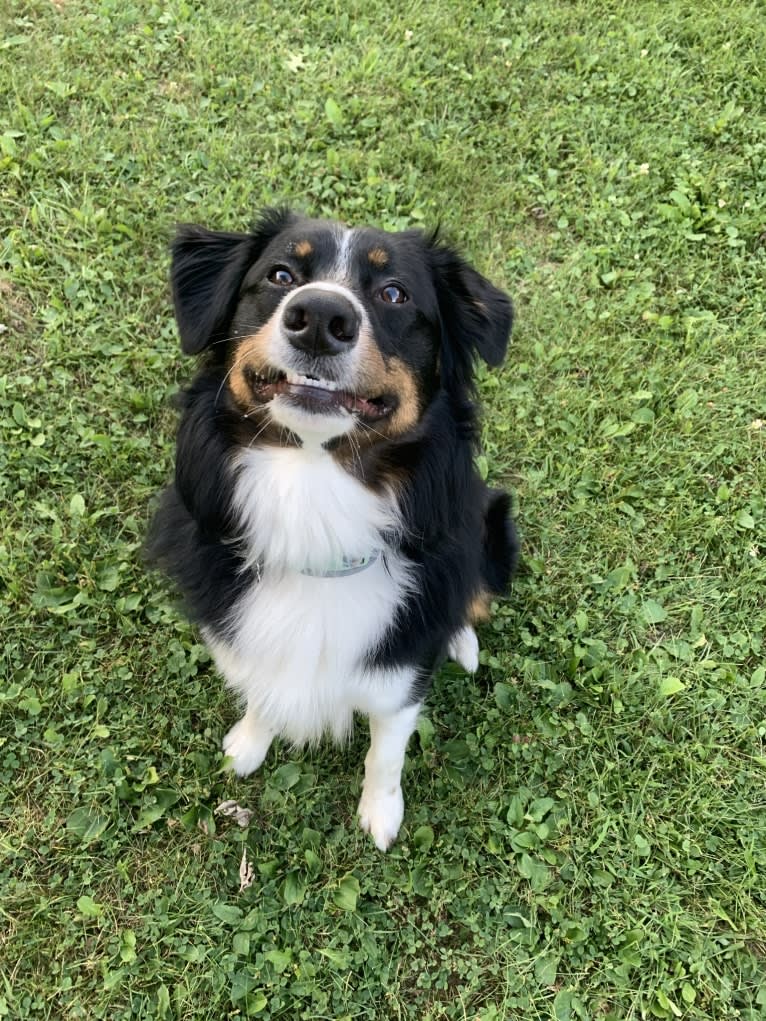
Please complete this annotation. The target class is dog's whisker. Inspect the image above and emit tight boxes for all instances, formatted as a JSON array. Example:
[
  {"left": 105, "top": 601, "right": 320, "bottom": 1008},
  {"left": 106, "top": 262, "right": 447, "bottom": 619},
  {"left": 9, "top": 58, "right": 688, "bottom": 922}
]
[
  {"left": 245, "top": 411, "right": 276, "bottom": 448},
  {"left": 344, "top": 426, "right": 364, "bottom": 478},
  {"left": 357, "top": 419, "right": 390, "bottom": 443},
  {"left": 214, "top": 360, "right": 241, "bottom": 409},
  {"left": 204, "top": 332, "right": 253, "bottom": 350},
  {"left": 214, "top": 347, "right": 272, "bottom": 410}
]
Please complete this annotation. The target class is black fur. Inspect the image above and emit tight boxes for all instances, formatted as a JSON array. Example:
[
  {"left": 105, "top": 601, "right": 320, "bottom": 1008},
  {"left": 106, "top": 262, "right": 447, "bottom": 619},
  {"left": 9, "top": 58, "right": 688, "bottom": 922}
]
[{"left": 146, "top": 374, "right": 258, "bottom": 629}]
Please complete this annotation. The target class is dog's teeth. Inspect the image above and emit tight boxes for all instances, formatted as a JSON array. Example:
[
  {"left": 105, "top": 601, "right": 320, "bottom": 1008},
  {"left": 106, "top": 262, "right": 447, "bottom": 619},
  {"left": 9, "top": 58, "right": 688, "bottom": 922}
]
[{"left": 285, "top": 372, "right": 340, "bottom": 392}]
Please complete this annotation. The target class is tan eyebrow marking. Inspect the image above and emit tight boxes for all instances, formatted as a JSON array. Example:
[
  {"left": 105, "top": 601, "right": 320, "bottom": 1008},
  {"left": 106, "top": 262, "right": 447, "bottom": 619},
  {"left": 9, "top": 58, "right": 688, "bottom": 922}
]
[
  {"left": 368, "top": 247, "right": 389, "bottom": 268},
  {"left": 294, "top": 240, "right": 313, "bottom": 257}
]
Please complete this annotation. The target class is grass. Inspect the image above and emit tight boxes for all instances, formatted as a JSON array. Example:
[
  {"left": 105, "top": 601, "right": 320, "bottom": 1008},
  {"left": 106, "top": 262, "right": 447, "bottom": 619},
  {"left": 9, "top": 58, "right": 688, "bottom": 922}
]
[{"left": 1, "top": 0, "right": 765, "bottom": 1017}]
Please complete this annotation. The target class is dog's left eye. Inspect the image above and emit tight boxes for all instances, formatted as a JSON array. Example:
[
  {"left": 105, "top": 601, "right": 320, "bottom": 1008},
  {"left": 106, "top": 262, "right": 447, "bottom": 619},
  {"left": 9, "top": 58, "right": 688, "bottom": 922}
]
[
  {"left": 268, "top": 267, "right": 295, "bottom": 287},
  {"left": 380, "top": 284, "right": 408, "bottom": 304}
]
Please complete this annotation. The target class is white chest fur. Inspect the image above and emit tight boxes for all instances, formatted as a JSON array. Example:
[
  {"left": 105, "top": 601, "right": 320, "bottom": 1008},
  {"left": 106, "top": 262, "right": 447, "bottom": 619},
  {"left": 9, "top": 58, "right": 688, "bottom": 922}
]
[
  {"left": 231, "top": 444, "right": 399, "bottom": 574},
  {"left": 205, "top": 445, "right": 416, "bottom": 745}
]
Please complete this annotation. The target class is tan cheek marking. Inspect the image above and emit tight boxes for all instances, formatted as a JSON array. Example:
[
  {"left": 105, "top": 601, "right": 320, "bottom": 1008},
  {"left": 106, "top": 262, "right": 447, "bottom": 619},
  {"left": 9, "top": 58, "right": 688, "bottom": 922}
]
[
  {"left": 294, "top": 240, "right": 313, "bottom": 257},
  {"left": 228, "top": 325, "right": 276, "bottom": 409},
  {"left": 354, "top": 330, "right": 387, "bottom": 394},
  {"left": 355, "top": 340, "right": 420, "bottom": 437},
  {"left": 368, "top": 247, "right": 389, "bottom": 268},
  {"left": 468, "top": 591, "right": 492, "bottom": 623},
  {"left": 385, "top": 358, "right": 420, "bottom": 435}
]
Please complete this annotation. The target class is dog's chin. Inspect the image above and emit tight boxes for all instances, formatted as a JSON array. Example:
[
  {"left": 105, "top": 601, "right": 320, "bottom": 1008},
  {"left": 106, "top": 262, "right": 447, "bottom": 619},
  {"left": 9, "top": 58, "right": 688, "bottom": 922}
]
[{"left": 268, "top": 395, "right": 357, "bottom": 444}]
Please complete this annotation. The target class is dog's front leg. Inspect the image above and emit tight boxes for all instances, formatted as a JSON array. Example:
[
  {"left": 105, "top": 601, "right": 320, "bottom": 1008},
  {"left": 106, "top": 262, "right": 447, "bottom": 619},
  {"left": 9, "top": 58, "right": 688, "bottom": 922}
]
[
  {"left": 358, "top": 701, "right": 421, "bottom": 851},
  {"left": 223, "top": 708, "right": 275, "bottom": 777}
]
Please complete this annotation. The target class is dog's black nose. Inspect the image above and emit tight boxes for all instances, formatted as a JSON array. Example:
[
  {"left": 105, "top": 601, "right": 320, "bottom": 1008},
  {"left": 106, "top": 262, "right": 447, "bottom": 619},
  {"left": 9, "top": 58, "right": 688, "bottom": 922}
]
[{"left": 282, "top": 288, "right": 359, "bottom": 357}]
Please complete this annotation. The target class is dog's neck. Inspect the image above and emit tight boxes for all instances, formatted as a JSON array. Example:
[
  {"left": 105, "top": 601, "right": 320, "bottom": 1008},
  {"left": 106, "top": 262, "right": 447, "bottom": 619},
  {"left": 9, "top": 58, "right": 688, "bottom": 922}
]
[{"left": 230, "top": 444, "right": 399, "bottom": 577}]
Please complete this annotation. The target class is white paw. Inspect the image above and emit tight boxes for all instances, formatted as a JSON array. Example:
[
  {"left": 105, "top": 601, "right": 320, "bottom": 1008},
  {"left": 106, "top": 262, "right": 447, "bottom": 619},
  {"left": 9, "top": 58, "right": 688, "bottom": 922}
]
[
  {"left": 357, "top": 784, "right": 404, "bottom": 852},
  {"left": 222, "top": 716, "right": 273, "bottom": 777},
  {"left": 448, "top": 625, "right": 479, "bottom": 673}
]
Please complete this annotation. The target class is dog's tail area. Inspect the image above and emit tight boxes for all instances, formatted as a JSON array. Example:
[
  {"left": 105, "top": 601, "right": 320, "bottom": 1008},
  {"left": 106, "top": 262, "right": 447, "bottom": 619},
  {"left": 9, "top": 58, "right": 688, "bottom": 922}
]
[{"left": 482, "top": 489, "right": 519, "bottom": 595}]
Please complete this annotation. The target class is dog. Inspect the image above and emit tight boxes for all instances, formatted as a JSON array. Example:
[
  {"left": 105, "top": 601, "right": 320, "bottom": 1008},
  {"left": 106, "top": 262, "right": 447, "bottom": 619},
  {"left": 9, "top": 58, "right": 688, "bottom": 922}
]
[{"left": 148, "top": 208, "right": 518, "bottom": 850}]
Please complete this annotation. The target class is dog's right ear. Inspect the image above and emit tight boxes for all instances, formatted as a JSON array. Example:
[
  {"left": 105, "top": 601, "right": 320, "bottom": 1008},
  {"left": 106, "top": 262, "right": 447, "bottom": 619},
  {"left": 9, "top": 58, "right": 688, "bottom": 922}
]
[{"left": 171, "top": 208, "right": 296, "bottom": 355}]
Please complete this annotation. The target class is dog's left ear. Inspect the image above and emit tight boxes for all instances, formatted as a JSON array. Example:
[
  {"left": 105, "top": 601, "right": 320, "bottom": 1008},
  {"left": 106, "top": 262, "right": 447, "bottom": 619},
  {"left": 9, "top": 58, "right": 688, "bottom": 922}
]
[{"left": 428, "top": 241, "right": 513, "bottom": 370}]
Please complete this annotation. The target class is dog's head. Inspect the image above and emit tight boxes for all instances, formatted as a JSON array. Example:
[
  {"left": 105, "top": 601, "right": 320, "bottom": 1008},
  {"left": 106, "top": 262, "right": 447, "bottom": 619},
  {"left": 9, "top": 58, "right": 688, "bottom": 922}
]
[{"left": 171, "top": 208, "right": 512, "bottom": 446}]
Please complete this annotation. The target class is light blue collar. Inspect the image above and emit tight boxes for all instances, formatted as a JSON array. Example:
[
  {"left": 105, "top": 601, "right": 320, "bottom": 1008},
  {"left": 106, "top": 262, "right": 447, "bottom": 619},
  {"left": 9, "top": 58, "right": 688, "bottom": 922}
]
[{"left": 300, "top": 550, "right": 381, "bottom": 578}]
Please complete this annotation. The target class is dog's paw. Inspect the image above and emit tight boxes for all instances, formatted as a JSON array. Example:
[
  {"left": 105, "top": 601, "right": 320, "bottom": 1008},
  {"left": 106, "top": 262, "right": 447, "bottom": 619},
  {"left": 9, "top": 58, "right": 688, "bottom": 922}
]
[
  {"left": 222, "top": 716, "right": 273, "bottom": 777},
  {"left": 448, "top": 625, "right": 480, "bottom": 673},
  {"left": 357, "top": 784, "right": 404, "bottom": 852}
]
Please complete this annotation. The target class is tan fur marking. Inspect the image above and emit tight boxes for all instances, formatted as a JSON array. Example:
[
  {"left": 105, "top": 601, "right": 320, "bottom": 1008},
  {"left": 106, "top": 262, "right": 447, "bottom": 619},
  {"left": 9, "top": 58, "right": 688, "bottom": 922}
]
[
  {"left": 468, "top": 591, "right": 492, "bottom": 623},
  {"left": 227, "top": 324, "right": 276, "bottom": 410},
  {"left": 294, "top": 240, "right": 313, "bottom": 257},
  {"left": 355, "top": 343, "right": 420, "bottom": 438},
  {"left": 385, "top": 358, "right": 420, "bottom": 435},
  {"left": 368, "top": 247, "right": 389, "bottom": 268},
  {"left": 329, "top": 343, "right": 422, "bottom": 477}
]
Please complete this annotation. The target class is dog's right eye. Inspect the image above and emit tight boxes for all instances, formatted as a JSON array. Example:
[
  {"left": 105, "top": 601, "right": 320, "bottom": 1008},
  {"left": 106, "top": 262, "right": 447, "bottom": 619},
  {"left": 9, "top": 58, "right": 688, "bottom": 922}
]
[{"left": 268, "top": 267, "right": 295, "bottom": 287}]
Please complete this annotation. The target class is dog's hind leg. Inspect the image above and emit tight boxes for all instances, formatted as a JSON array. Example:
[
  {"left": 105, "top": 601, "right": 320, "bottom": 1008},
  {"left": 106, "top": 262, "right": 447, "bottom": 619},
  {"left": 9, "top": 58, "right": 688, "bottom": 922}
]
[
  {"left": 447, "top": 625, "right": 480, "bottom": 673},
  {"left": 223, "top": 709, "right": 275, "bottom": 777}
]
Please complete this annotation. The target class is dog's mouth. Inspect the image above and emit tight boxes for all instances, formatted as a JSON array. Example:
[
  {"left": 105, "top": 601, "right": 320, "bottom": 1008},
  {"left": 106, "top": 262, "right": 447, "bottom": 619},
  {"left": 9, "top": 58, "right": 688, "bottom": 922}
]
[{"left": 245, "top": 368, "right": 393, "bottom": 421}]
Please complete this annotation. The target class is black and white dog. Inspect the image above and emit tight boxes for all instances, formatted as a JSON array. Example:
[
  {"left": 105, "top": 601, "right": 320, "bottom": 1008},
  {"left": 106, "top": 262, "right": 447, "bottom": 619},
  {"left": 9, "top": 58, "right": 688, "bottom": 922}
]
[{"left": 148, "top": 208, "right": 518, "bottom": 849}]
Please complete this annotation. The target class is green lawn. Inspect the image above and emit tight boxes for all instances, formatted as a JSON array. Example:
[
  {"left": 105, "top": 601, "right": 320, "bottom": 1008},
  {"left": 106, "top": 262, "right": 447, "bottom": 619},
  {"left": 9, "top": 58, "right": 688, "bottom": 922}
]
[{"left": 2, "top": 0, "right": 765, "bottom": 1018}]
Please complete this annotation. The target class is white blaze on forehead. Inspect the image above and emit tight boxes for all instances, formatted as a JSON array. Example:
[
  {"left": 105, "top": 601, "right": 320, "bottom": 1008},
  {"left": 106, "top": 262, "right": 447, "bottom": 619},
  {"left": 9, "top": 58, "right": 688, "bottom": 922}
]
[{"left": 331, "top": 226, "right": 356, "bottom": 281}]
